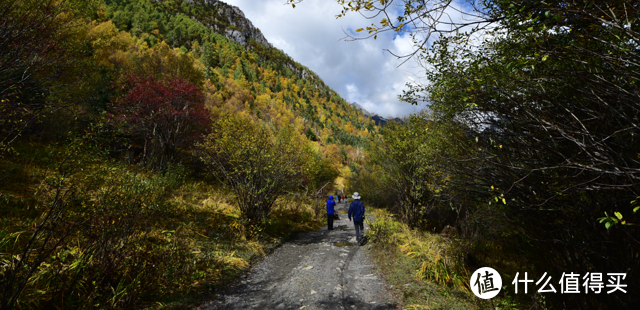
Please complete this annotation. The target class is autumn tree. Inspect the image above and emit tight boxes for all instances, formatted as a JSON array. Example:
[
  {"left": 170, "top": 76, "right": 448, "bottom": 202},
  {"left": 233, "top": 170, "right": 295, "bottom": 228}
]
[
  {"left": 108, "top": 75, "right": 211, "bottom": 170},
  {"left": 131, "top": 41, "right": 205, "bottom": 88},
  {"left": 306, "top": 152, "right": 340, "bottom": 218},
  {"left": 350, "top": 115, "right": 468, "bottom": 228},
  {"left": 0, "top": 0, "right": 97, "bottom": 155},
  {"left": 198, "top": 114, "right": 312, "bottom": 228}
]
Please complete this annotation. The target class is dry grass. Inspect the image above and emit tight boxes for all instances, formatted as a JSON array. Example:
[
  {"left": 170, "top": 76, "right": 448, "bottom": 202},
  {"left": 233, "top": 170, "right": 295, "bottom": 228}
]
[
  {"left": 368, "top": 209, "right": 468, "bottom": 290},
  {"left": 367, "top": 208, "right": 523, "bottom": 310}
]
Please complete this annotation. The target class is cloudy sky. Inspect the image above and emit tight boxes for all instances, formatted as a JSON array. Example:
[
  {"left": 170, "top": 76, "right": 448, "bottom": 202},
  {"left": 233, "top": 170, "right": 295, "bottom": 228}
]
[{"left": 222, "top": 0, "right": 428, "bottom": 117}]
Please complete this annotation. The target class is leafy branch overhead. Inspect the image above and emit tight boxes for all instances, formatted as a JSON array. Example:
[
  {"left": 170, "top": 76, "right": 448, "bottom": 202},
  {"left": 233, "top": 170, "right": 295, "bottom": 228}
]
[{"left": 287, "top": 0, "right": 500, "bottom": 61}]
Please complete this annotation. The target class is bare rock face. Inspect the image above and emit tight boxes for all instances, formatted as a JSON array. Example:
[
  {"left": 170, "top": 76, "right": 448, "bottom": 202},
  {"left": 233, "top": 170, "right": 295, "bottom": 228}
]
[
  {"left": 351, "top": 102, "right": 371, "bottom": 118},
  {"left": 220, "top": 3, "right": 271, "bottom": 47},
  {"left": 192, "top": 0, "right": 271, "bottom": 47},
  {"left": 224, "top": 29, "right": 246, "bottom": 45}
]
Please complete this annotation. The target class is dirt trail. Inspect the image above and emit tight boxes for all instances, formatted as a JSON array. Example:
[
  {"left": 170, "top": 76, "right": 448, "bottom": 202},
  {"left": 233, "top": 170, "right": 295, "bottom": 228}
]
[{"left": 197, "top": 201, "right": 398, "bottom": 310}]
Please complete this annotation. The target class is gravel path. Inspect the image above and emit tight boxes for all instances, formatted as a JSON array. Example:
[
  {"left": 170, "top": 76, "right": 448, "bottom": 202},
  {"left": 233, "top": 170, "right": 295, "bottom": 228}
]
[{"left": 197, "top": 201, "right": 398, "bottom": 310}]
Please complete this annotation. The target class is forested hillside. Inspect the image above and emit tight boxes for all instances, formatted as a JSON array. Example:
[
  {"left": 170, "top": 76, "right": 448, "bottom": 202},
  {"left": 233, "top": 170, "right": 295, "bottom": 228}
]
[
  {"left": 103, "top": 0, "right": 376, "bottom": 146},
  {"left": 0, "top": 0, "right": 377, "bottom": 308}
]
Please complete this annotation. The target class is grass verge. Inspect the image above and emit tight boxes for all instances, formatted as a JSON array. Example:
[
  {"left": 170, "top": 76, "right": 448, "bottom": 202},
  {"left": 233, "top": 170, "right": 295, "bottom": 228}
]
[{"left": 366, "top": 208, "right": 523, "bottom": 310}]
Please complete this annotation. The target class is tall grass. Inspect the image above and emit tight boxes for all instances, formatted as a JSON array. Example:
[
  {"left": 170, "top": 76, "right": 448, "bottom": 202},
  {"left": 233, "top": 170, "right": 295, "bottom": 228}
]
[
  {"left": 367, "top": 208, "right": 528, "bottom": 309},
  {"left": 368, "top": 209, "right": 469, "bottom": 291}
]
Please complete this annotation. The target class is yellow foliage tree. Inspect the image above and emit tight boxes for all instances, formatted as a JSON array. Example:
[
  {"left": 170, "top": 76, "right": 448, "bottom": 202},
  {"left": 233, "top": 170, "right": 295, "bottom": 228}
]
[{"left": 198, "top": 114, "right": 313, "bottom": 228}]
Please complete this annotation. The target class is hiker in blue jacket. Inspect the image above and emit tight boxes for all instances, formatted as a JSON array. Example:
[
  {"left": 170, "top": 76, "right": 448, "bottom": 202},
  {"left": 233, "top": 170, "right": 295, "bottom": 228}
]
[
  {"left": 326, "top": 195, "right": 336, "bottom": 230},
  {"left": 348, "top": 192, "right": 365, "bottom": 244}
]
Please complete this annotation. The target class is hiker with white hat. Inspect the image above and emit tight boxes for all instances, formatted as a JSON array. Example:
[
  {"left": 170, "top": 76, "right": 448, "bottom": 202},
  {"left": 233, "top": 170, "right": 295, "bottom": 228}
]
[{"left": 348, "top": 192, "right": 366, "bottom": 245}]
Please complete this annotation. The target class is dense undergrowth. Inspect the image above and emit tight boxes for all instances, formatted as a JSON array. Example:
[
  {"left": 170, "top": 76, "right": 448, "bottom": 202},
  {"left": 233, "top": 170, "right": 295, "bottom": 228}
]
[{"left": 0, "top": 137, "right": 321, "bottom": 309}]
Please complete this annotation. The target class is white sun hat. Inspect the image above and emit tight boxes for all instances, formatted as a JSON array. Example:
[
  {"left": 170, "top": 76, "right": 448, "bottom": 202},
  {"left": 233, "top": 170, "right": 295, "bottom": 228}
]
[{"left": 352, "top": 192, "right": 361, "bottom": 199}]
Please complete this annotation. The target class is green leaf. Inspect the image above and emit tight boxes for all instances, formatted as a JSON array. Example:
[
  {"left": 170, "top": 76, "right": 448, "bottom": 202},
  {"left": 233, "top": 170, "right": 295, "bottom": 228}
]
[
  {"left": 614, "top": 212, "right": 623, "bottom": 220},
  {"left": 541, "top": 54, "right": 548, "bottom": 61},
  {"left": 633, "top": 206, "right": 639, "bottom": 213},
  {"left": 605, "top": 222, "right": 611, "bottom": 229}
]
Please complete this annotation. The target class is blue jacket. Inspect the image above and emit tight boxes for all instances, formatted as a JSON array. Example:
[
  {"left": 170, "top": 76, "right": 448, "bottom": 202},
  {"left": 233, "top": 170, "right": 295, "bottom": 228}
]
[
  {"left": 348, "top": 199, "right": 365, "bottom": 222},
  {"left": 326, "top": 195, "right": 336, "bottom": 214}
]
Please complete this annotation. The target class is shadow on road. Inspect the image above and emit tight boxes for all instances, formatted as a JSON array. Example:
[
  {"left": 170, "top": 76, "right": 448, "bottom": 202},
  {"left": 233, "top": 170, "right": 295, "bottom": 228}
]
[{"left": 196, "top": 202, "right": 398, "bottom": 310}]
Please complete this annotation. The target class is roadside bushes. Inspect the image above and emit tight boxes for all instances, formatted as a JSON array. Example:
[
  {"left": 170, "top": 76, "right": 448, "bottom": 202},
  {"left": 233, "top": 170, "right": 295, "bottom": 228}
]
[
  {"left": 307, "top": 153, "right": 340, "bottom": 219},
  {"left": 348, "top": 115, "right": 470, "bottom": 231},
  {"left": 0, "top": 137, "right": 186, "bottom": 308},
  {"left": 0, "top": 136, "right": 267, "bottom": 309},
  {"left": 415, "top": 2, "right": 640, "bottom": 307},
  {"left": 0, "top": 0, "right": 97, "bottom": 156}
]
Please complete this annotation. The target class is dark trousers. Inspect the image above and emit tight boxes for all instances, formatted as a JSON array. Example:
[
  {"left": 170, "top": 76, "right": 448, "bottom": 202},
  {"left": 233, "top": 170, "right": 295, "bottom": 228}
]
[
  {"left": 354, "top": 221, "right": 364, "bottom": 240},
  {"left": 327, "top": 214, "right": 334, "bottom": 230}
]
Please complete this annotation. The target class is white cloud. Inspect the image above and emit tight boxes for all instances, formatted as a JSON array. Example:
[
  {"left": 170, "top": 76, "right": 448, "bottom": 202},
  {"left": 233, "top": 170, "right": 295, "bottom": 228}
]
[
  {"left": 221, "top": 0, "right": 424, "bottom": 117},
  {"left": 346, "top": 83, "right": 358, "bottom": 94}
]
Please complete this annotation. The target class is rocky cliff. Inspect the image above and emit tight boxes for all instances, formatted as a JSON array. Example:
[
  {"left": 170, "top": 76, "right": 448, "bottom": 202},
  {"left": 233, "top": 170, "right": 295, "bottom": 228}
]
[
  {"left": 185, "top": 0, "right": 271, "bottom": 47},
  {"left": 179, "top": 0, "right": 322, "bottom": 82}
]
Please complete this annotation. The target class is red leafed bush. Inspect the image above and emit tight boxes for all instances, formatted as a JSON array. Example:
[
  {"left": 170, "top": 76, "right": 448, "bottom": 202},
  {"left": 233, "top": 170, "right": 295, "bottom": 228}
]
[{"left": 108, "top": 75, "right": 211, "bottom": 170}]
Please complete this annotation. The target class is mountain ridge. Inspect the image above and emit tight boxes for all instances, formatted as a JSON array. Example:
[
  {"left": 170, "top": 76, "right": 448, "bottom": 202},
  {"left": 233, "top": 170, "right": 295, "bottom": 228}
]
[
  {"left": 351, "top": 102, "right": 404, "bottom": 126},
  {"left": 170, "top": 0, "right": 324, "bottom": 86}
]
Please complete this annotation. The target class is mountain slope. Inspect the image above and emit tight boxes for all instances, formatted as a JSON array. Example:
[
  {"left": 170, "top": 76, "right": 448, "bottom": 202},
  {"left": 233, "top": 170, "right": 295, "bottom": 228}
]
[{"left": 103, "top": 0, "right": 377, "bottom": 151}]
